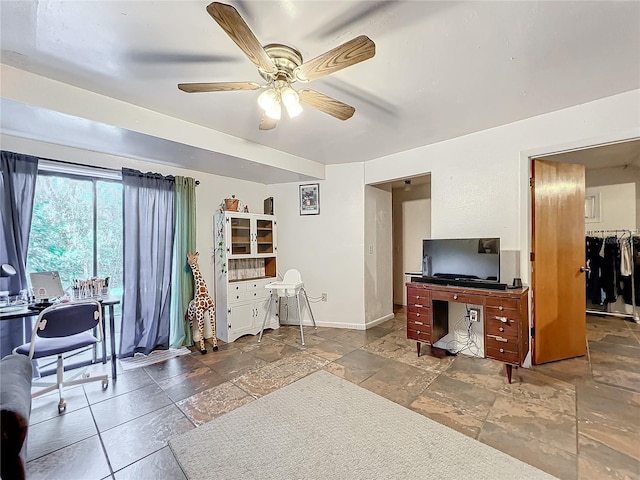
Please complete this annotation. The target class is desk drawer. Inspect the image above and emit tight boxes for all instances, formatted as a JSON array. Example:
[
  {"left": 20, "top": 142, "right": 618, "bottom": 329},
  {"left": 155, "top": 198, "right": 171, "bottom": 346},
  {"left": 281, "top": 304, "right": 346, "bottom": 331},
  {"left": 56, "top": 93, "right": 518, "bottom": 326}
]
[
  {"left": 485, "top": 334, "right": 519, "bottom": 353},
  {"left": 486, "top": 346, "right": 519, "bottom": 365},
  {"left": 407, "top": 327, "right": 431, "bottom": 343},
  {"left": 431, "top": 291, "right": 482, "bottom": 305},
  {"left": 407, "top": 288, "right": 430, "bottom": 306},
  {"left": 485, "top": 317, "right": 518, "bottom": 339},
  {"left": 407, "top": 318, "right": 430, "bottom": 330},
  {"left": 485, "top": 297, "right": 519, "bottom": 312},
  {"left": 407, "top": 306, "right": 430, "bottom": 321}
]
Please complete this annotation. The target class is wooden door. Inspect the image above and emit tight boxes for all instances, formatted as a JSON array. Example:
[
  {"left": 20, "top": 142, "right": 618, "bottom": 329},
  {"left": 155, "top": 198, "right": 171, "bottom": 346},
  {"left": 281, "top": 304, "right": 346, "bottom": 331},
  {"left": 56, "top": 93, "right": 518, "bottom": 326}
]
[{"left": 531, "top": 159, "right": 587, "bottom": 364}]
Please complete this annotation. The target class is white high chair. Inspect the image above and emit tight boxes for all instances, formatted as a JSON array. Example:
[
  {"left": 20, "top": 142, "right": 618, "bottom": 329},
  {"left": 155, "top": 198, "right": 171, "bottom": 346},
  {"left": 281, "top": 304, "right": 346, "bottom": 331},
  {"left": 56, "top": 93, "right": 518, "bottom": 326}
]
[{"left": 259, "top": 269, "right": 317, "bottom": 345}]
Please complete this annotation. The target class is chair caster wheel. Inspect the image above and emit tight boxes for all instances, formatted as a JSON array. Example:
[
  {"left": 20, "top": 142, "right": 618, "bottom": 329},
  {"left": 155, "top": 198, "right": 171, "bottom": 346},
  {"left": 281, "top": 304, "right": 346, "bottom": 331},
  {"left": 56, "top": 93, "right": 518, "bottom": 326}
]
[
  {"left": 58, "top": 401, "right": 67, "bottom": 414},
  {"left": 212, "top": 346, "right": 218, "bottom": 352},
  {"left": 102, "top": 379, "right": 109, "bottom": 389},
  {"left": 200, "top": 349, "right": 207, "bottom": 355}
]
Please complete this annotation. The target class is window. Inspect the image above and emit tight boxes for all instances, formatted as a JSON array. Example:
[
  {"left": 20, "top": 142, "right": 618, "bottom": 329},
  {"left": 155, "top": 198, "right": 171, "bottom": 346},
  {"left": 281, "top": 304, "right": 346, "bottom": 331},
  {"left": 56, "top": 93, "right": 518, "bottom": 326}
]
[{"left": 26, "top": 168, "right": 123, "bottom": 306}]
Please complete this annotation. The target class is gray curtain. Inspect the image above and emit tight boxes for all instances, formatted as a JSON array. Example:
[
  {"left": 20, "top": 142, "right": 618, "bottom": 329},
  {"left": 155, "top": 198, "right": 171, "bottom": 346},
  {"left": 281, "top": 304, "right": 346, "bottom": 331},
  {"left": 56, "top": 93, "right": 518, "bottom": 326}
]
[
  {"left": 119, "top": 168, "right": 176, "bottom": 358},
  {"left": 0, "top": 151, "right": 38, "bottom": 358}
]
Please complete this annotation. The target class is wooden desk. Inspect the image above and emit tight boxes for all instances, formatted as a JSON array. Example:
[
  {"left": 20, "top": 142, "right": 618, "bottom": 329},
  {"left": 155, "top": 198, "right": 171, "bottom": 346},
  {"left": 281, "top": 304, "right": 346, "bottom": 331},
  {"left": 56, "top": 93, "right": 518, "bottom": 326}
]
[
  {"left": 406, "top": 282, "right": 529, "bottom": 383},
  {"left": 0, "top": 297, "right": 120, "bottom": 380}
]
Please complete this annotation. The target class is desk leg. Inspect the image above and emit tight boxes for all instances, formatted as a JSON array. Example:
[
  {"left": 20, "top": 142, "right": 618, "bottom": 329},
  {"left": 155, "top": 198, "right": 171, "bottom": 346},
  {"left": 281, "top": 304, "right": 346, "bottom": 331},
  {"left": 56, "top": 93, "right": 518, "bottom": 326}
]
[
  {"left": 416, "top": 342, "right": 421, "bottom": 357},
  {"left": 109, "top": 305, "right": 117, "bottom": 381},
  {"left": 506, "top": 364, "right": 513, "bottom": 384}
]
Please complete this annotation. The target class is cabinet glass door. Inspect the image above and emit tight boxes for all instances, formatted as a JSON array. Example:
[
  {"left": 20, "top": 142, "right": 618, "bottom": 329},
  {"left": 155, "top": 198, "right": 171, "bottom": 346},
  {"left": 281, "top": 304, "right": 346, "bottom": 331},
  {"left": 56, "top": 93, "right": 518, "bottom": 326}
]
[
  {"left": 255, "top": 219, "right": 274, "bottom": 254},
  {"left": 230, "top": 217, "right": 251, "bottom": 255}
]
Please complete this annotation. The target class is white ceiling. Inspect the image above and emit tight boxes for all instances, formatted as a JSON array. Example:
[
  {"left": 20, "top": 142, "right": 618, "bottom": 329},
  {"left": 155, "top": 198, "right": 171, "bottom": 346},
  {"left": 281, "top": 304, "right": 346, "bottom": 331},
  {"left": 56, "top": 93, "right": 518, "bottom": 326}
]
[{"left": 1, "top": 1, "right": 639, "bottom": 182}]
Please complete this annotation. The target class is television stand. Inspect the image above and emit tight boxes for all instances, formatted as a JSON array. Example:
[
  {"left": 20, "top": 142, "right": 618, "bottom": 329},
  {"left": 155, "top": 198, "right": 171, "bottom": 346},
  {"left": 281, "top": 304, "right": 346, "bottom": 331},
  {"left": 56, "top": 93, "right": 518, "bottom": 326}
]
[{"left": 406, "top": 281, "right": 529, "bottom": 383}]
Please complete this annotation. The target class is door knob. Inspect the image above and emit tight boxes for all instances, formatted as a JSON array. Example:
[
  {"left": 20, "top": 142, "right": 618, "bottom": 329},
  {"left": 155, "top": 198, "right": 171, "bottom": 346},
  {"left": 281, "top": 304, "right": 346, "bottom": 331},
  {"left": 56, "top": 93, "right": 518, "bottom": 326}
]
[{"left": 580, "top": 266, "right": 591, "bottom": 273}]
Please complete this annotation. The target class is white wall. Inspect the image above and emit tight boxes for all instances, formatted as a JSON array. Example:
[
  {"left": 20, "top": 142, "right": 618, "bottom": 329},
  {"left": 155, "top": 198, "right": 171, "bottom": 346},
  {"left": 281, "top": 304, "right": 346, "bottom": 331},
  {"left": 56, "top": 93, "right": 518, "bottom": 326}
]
[
  {"left": 267, "top": 163, "right": 367, "bottom": 329},
  {"left": 586, "top": 166, "right": 640, "bottom": 228},
  {"left": 585, "top": 183, "right": 636, "bottom": 231},
  {"left": 364, "top": 185, "right": 393, "bottom": 326},
  {"left": 366, "top": 89, "right": 640, "bottom": 288},
  {"left": 392, "top": 183, "right": 431, "bottom": 305},
  {"left": 2, "top": 135, "right": 269, "bottom": 337}
]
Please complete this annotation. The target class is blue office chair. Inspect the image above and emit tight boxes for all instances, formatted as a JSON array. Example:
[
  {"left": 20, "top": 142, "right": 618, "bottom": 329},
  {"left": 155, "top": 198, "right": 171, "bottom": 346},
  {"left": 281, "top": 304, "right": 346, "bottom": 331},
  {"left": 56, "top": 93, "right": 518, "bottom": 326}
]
[{"left": 14, "top": 300, "right": 109, "bottom": 414}]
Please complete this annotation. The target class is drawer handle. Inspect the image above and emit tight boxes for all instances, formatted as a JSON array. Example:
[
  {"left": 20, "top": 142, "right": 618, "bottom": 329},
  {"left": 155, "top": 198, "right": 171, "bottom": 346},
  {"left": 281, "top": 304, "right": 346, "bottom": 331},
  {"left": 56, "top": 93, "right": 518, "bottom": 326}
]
[
  {"left": 499, "top": 306, "right": 504, "bottom": 311},
  {"left": 453, "top": 294, "right": 458, "bottom": 300},
  {"left": 416, "top": 313, "right": 420, "bottom": 317},
  {"left": 499, "top": 327, "right": 504, "bottom": 332},
  {"left": 415, "top": 304, "right": 423, "bottom": 308},
  {"left": 236, "top": 295, "right": 240, "bottom": 300},
  {"left": 416, "top": 295, "right": 420, "bottom": 300},
  {"left": 414, "top": 321, "right": 423, "bottom": 326},
  {"left": 417, "top": 330, "right": 421, "bottom": 334},
  {"left": 488, "top": 334, "right": 508, "bottom": 343},
  {"left": 500, "top": 348, "right": 504, "bottom": 353},
  {"left": 496, "top": 316, "right": 508, "bottom": 323}
]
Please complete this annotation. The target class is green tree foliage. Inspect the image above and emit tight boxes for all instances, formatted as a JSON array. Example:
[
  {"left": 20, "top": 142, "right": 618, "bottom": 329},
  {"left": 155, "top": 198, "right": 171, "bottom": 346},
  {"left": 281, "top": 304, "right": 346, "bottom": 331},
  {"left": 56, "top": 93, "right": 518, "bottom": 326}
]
[{"left": 27, "top": 175, "right": 123, "bottom": 298}]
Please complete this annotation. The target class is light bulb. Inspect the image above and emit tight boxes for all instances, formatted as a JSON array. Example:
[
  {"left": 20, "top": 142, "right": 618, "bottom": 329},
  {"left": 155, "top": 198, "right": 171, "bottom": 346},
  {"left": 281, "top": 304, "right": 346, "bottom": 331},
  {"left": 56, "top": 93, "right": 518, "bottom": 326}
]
[
  {"left": 280, "top": 86, "right": 299, "bottom": 108},
  {"left": 257, "top": 88, "right": 279, "bottom": 111},
  {"left": 285, "top": 101, "right": 303, "bottom": 118},
  {"left": 265, "top": 103, "right": 281, "bottom": 120}
]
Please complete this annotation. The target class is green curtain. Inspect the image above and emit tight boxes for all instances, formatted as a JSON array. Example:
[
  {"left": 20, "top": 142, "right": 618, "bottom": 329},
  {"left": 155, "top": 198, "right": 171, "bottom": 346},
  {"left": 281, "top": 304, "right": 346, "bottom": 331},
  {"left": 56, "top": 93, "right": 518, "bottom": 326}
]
[{"left": 170, "top": 176, "right": 196, "bottom": 348}]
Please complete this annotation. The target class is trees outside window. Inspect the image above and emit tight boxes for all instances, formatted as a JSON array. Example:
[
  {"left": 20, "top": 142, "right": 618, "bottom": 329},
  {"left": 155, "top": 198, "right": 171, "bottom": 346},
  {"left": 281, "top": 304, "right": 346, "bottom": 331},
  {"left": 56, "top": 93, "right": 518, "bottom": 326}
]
[{"left": 26, "top": 173, "right": 123, "bottom": 305}]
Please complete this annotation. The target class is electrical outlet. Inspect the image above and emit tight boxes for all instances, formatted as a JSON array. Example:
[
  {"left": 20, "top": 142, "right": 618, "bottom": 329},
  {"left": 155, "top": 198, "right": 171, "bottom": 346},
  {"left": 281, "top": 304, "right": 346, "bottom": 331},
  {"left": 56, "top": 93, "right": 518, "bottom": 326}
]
[
  {"left": 368, "top": 244, "right": 374, "bottom": 255},
  {"left": 321, "top": 293, "right": 328, "bottom": 302},
  {"left": 469, "top": 308, "right": 480, "bottom": 322}
]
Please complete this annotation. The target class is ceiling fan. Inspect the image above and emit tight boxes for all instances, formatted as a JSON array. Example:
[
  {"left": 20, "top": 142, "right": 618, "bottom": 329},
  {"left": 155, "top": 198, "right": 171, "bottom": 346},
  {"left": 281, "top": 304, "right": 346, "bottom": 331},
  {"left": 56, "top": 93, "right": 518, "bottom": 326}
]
[{"left": 178, "top": 2, "right": 376, "bottom": 130}]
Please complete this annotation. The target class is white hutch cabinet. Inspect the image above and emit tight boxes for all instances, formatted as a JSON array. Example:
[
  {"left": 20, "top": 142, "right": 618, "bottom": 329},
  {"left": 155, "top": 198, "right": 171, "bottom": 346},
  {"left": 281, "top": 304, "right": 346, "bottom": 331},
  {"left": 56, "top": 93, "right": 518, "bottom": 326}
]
[{"left": 214, "top": 212, "right": 279, "bottom": 343}]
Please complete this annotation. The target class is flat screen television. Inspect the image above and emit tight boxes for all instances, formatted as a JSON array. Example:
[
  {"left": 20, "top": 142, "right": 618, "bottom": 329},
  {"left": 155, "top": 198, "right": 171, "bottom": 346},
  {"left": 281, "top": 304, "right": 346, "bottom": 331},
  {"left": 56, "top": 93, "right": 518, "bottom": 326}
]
[{"left": 422, "top": 238, "right": 501, "bottom": 285}]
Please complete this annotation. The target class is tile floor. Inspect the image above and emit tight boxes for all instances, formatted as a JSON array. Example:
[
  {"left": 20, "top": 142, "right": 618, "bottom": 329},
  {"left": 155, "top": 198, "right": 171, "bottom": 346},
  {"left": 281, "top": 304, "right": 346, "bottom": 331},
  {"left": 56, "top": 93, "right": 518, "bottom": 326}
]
[{"left": 25, "top": 310, "right": 640, "bottom": 480}]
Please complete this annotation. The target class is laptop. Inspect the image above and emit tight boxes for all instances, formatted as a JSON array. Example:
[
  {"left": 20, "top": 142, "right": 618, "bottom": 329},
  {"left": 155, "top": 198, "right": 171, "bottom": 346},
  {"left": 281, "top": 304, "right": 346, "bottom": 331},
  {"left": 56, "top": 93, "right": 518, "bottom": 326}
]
[{"left": 29, "top": 271, "right": 65, "bottom": 301}]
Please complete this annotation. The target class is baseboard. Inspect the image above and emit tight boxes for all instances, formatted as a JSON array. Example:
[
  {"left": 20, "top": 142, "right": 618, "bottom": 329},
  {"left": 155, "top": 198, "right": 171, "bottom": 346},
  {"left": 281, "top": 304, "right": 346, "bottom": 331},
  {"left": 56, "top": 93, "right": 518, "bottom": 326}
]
[
  {"left": 280, "top": 313, "right": 394, "bottom": 331},
  {"left": 364, "top": 313, "right": 395, "bottom": 329}
]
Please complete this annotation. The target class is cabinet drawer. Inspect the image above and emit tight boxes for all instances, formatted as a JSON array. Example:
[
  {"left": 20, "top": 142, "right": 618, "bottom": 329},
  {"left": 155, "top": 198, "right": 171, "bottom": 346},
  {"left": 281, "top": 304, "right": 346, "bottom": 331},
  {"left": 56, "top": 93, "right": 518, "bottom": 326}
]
[
  {"left": 485, "top": 297, "right": 519, "bottom": 311},
  {"left": 234, "top": 289, "right": 268, "bottom": 302},
  {"left": 406, "top": 288, "right": 430, "bottom": 306},
  {"left": 431, "top": 291, "right": 482, "bottom": 305},
  {"left": 247, "top": 278, "right": 273, "bottom": 291},
  {"left": 486, "top": 346, "right": 519, "bottom": 365},
  {"left": 407, "top": 328, "right": 431, "bottom": 343}
]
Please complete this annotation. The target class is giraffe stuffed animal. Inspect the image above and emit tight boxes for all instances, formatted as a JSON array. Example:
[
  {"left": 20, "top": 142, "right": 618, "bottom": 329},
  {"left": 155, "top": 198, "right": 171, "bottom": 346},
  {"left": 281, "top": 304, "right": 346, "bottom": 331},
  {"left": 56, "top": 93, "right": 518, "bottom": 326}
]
[{"left": 185, "top": 252, "right": 218, "bottom": 354}]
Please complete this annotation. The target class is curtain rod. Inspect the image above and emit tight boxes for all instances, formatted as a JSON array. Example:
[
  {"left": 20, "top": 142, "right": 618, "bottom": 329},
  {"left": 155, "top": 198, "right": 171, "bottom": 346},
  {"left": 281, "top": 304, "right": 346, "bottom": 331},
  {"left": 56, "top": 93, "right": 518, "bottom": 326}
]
[{"left": 35, "top": 158, "right": 200, "bottom": 185}]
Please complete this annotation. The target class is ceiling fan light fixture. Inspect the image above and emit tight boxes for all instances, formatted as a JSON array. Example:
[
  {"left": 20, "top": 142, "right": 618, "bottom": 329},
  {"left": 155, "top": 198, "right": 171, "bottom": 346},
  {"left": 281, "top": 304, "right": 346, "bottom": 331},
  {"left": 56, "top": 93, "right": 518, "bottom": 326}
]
[
  {"left": 280, "top": 86, "right": 299, "bottom": 107},
  {"left": 285, "top": 101, "right": 303, "bottom": 118},
  {"left": 265, "top": 103, "right": 282, "bottom": 120},
  {"left": 257, "top": 88, "right": 279, "bottom": 111}
]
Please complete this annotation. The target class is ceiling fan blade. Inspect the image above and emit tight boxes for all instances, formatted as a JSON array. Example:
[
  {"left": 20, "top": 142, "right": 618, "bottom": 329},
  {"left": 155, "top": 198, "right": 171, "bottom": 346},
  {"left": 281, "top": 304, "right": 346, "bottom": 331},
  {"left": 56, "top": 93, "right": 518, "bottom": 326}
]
[
  {"left": 298, "top": 89, "right": 355, "bottom": 121},
  {"left": 178, "top": 82, "right": 261, "bottom": 93},
  {"left": 206, "top": 2, "right": 277, "bottom": 74},
  {"left": 259, "top": 113, "right": 278, "bottom": 130},
  {"left": 294, "top": 35, "right": 375, "bottom": 83}
]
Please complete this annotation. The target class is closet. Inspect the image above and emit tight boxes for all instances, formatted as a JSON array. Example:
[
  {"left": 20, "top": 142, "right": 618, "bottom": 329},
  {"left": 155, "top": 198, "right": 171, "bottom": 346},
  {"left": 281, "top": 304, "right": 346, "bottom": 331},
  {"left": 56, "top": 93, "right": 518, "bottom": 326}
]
[{"left": 585, "top": 229, "right": 639, "bottom": 322}]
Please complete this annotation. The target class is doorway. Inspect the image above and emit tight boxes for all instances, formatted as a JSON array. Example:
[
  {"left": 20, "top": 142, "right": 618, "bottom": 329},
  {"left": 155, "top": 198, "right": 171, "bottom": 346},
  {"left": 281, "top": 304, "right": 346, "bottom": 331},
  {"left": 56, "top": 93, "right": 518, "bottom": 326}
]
[{"left": 530, "top": 139, "right": 640, "bottom": 364}]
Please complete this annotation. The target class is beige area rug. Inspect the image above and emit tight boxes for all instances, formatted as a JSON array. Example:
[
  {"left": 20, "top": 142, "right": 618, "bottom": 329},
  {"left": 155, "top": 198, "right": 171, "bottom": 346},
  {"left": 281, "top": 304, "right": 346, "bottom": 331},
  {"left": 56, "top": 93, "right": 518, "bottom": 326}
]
[
  {"left": 169, "top": 370, "right": 558, "bottom": 480},
  {"left": 118, "top": 347, "right": 191, "bottom": 371}
]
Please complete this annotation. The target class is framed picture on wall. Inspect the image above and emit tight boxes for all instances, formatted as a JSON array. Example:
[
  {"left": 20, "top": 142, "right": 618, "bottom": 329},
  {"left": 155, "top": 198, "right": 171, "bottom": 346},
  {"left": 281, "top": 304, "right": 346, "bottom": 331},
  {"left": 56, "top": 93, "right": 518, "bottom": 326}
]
[{"left": 299, "top": 183, "right": 320, "bottom": 215}]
